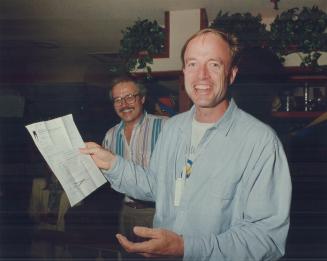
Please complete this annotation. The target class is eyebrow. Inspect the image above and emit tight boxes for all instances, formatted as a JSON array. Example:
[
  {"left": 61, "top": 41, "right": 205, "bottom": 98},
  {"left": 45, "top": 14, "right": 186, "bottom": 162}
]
[
  {"left": 112, "top": 93, "right": 134, "bottom": 100},
  {"left": 185, "top": 57, "right": 224, "bottom": 65},
  {"left": 208, "top": 58, "right": 224, "bottom": 65}
]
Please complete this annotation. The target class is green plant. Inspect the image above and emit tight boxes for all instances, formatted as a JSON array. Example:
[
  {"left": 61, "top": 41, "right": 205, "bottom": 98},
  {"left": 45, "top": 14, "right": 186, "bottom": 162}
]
[
  {"left": 119, "top": 18, "right": 165, "bottom": 76},
  {"left": 210, "top": 11, "right": 268, "bottom": 48},
  {"left": 269, "top": 6, "right": 327, "bottom": 67}
]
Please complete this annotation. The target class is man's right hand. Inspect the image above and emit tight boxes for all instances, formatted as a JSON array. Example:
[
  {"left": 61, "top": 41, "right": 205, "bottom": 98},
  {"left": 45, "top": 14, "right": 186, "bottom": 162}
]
[{"left": 80, "top": 142, "right": 116, "bottom": 171}]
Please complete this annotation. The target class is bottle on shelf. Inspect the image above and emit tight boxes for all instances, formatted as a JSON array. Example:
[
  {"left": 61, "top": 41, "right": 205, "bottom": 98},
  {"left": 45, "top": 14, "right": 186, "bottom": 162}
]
[
  {"left": 304, "top": 82, "right": 309, "bottom": 112},
  {"left": 280, "top": 90, "right": 296, "bottom": 112},
  {"left": 311, "top": 87, "right": 326, "bottom": 111}
]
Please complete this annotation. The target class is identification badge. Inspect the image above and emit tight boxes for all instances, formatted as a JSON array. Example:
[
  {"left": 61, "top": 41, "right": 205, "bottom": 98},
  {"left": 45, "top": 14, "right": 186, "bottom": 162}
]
[{"left": 174, "top": 177, "right": 185, "bottom": 207}]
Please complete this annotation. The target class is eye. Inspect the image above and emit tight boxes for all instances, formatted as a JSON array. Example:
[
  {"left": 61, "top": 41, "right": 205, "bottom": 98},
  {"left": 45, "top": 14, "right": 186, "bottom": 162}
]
[
  {"left": 113, "top": 97, "right": 123, "bottom": 104},
  {"left": 209, "top": 62, "right": 221, "bottom": 69},
  {"left": 125, "top": 94, "right": 134, "bottom": 101},
  {"left": 186, "top": 61, "right": 197, "bottom": 69}
]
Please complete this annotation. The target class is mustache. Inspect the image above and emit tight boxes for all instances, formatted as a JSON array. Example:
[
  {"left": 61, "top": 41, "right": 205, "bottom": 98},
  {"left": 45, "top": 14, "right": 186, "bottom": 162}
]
[{"left": 119, "top": 106, "right": 134, "bottom": 113}]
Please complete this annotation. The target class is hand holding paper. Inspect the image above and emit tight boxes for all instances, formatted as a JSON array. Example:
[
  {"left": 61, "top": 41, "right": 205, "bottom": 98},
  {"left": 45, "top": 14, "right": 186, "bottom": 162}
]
[
  {"left": 79, "top": 142, "right": 117, "bottom": 170},
  {"left": 26, "top": 114, "right": 107, "bottom": 206}
]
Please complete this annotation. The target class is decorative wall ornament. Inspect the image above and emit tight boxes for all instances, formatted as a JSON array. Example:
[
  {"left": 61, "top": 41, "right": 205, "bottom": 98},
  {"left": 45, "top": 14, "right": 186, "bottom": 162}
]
[{"left": 119, "top": 18, "right": 165, "bottom": 77}]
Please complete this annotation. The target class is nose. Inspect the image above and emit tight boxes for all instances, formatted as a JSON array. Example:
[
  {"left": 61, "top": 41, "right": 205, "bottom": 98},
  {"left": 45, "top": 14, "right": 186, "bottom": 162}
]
[
  {"left": 198, "top": 64, "right": 209, "bottom": 79},
  {"left": 121, "top": 98, "right": 128, "bottom": 105}
]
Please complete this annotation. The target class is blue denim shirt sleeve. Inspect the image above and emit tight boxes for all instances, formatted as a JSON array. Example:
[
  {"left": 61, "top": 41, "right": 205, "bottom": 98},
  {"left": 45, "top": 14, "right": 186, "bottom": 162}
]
[{"left": 102, "top": 155, "right": 156, "bottom": 202}]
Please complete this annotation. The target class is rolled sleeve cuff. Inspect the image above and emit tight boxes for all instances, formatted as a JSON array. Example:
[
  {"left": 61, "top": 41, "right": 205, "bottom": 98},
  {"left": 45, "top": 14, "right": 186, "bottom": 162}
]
[{"left": 101, "top": 155, "right": 123, "bottom": 185}]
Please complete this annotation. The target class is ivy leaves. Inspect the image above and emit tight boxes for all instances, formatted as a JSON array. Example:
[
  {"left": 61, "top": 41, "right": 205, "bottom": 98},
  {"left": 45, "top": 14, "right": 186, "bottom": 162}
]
[
  {"left": 269, "top": 6, "right": 327, "bottom": 67},
  {"left": 119, "top": 19, "right": 165, "bottom": 75}
]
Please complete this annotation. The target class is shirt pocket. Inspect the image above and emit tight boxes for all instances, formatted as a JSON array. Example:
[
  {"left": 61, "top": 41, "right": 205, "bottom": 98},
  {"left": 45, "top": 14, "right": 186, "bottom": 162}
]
[
  {"left": 198, "top": 178, "right": 240, "bottom": 232},
  {"left": 210, "top": 178, "right": 239, "bottom": 200}
]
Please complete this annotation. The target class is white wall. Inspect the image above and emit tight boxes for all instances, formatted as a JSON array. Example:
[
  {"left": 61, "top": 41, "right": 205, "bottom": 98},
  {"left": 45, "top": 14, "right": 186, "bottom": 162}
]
[{"left": 137, "top": 9, "right": 202, "bottom": 73}]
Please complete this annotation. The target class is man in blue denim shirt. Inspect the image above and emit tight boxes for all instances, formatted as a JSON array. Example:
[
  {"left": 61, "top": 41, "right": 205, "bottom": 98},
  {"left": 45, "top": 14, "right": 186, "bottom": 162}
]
[{"left": 81, "top": 28, "right": 292, "bottom": 260}]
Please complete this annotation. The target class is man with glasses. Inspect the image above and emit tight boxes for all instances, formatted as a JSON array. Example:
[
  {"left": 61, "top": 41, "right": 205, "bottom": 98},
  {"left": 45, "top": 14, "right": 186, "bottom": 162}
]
[{"left": 103, "top": 75, "right": 167, "bottom": 250}]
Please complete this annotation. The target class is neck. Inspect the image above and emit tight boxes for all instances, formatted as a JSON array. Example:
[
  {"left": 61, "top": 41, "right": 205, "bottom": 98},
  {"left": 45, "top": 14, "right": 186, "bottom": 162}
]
[
  {"left": 123, "top": 113, "right": 143, "bottom": 144},
  {"left": 195, "top": 99, "right": 229, "bottom": 123},
  {"left": 124, "top": 123, "right": 134, "bottom": 145},
  {"left": 123, "top": 112, "right": 144, "bottom": 128}
]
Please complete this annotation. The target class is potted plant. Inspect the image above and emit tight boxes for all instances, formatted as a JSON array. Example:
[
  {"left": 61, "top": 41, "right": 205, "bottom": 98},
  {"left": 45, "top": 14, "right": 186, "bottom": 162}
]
[
  {"left": 210, "top": 11, "right": 269, "bottom": 48},
  {"left": 119, "top": 18, "right": 165, "bottom": 76},
  {"left": 269, "top": 6, "right": 327, "bottom": 68}
]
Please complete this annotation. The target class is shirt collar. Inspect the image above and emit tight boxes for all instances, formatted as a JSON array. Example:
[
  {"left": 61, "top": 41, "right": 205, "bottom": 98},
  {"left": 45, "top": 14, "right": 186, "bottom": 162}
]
[
  {"left": 180, "top": 99, "right": 238, "bottom": 137},
  {"left": 212, "top": 98, "right": 237, "bottom": 136}
]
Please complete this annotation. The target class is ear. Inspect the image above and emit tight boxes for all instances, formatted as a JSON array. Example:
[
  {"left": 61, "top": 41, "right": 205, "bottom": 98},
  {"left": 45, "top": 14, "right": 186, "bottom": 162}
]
[
  {"left": 228, "top": 66, "right": 238, "bottom": 86},
  {"left": 141, "top": 96, "right": 146, "bottom": 105}
]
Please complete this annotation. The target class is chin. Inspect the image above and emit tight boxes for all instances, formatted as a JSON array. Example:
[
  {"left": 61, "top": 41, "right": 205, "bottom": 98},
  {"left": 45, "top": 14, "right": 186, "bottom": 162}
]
[
  {"left": 196, "top": 103, "right": 214, "bottom": 109},
  {"left": 193, "top": 98, "right": 212, "bottom": 106},
  {"left": 196, "top": 98, "right": 226, "bottom": 108},
  {"left": 123, "top": 116, "right": 135, "bottom": 121},
  {"left": 119, "top": 115, "right": 131, "bottom": 121}
]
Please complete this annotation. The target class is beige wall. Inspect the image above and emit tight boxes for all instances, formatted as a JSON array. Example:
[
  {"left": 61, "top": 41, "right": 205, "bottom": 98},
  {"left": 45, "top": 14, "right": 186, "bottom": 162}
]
[{"left": 148, "top": 9, "right": 202, "bottom": 72}]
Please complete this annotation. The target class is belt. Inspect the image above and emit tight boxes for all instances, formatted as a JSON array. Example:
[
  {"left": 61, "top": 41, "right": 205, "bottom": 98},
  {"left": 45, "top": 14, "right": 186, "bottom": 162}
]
[{"left": 125, "top": 200, "right": 155, "bottom": 209}]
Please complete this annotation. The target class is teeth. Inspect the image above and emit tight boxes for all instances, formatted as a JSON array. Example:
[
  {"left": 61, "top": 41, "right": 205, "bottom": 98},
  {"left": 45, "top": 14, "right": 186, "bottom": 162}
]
[
  {"left": 195, "top": 84, "right": 210, "bottom": 90},
  {"left": 195, "top": 87, "right": 209, "bottom": 92},
  {"left": 122, "top": 108, "right": 133, "bottom": 113}
]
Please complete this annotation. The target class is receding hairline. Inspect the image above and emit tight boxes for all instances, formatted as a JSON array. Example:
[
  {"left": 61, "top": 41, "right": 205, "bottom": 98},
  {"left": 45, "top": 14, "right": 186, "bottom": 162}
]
[{"left": 181, "top": 28, "right": 240, "bottom": 68}]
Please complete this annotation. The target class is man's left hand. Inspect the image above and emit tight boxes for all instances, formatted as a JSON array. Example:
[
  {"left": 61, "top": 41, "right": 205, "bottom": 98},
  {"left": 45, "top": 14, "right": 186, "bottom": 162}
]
[{"left": 116, "top": 226, "right": 184, "bottom": 258}]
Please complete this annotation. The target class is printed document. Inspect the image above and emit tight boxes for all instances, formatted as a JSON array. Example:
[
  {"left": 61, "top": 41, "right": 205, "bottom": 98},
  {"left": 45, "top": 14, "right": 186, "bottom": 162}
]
[{"left": 26, "top": 114, "right": 106, "bottom": 206}]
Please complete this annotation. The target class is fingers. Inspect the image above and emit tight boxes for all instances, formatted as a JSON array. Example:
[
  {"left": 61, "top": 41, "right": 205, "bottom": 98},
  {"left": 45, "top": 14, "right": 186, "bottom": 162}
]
[
  {"left": 116, "top": 229, "right": 183, "bottom": 257},
  {"left": 116, "top": 233, "right": 128, "bottom": 245},
  {"left": 79, "top": 142, "right": 101, "bottom": 154},
  {"left": 139, "top": 252, "right": 160, "bottom": 258},
  {"left": 80, "top": 147, "right": 99, "bottom": 155},
  {"left": 116, "top": 233, "right": 153, "bottom": 254},
  {"left": 81, "top": 142, "right": 101, "bottom": 150},
  {"left": 133, "top": 226, "right": 158, "bottom": 239},
  {"left": 79, "top": 143, "right": 115, "bottom": 170},
  {"left": 116, "top": 234, "right": 141, "bottom": 253},
  {"left": 84, "top": 142, "right": 101, "bottom": 149}
]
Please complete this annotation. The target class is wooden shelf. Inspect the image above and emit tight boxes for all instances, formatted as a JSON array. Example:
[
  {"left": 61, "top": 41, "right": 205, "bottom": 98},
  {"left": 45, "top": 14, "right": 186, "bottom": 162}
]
[
  {"left": 289, "top": 75, "right": 327, "bottom": 81},
  {"left": 284, "top": 67, "right": 327, "bottom": 85},
  {"left": 271, "top": 111, "right": 325, "bottom": 119}
]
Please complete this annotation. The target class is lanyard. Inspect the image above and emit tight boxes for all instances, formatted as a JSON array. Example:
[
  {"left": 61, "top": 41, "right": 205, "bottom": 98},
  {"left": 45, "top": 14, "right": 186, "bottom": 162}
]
[
  {"left": 180, "top": 158, "right": 193, "bottom": 179},
  {"left": 174, "top": 152, "right": 194, "bottom": 207},
  {"left": 174, "top": 129, "right": 215, "bottom": 207}
]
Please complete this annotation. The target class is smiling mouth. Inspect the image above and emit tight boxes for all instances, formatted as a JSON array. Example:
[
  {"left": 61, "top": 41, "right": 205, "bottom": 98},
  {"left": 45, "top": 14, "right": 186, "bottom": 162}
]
[
  {"left": 194, "top": 84, "right": 210, "bottom": 94},
  {"left": 120, "top": 107, "right": 134, "bottom": 113},
  {"left": 195, "top": 85, "right": 210, "bottom": 90}
]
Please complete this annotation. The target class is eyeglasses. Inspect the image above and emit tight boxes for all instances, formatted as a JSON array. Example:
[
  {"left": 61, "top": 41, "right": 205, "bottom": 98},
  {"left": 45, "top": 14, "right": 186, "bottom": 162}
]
[{"left": 112, "top": 93, "right": 140, "bottom": 106}]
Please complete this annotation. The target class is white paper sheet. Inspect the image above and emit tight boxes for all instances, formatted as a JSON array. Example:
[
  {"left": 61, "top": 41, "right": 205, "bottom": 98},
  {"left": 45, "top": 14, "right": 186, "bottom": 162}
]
[{"left": 26, "top": 114, "right": 107, "bottom": 206}]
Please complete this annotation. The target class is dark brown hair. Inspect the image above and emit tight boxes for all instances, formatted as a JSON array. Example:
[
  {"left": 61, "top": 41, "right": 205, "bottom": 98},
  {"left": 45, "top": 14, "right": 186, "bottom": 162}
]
[{"left": 108, "top": 75, "right": 147, "bottom": 100}]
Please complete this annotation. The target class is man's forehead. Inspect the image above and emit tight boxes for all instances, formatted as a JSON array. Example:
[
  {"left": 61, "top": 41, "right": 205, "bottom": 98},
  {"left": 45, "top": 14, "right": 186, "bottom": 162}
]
[
  {"left": 113, "top": 81, "right": 137, "bottom": 92},
  {"left": 187, "top": 33, "right": 227, "bottom": 50},
  {"left": 183, "top": 33, "right": 231, "bottom": 63}
]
